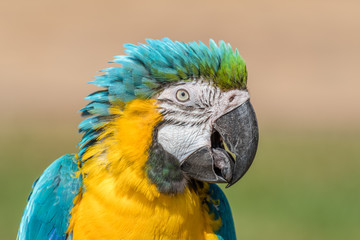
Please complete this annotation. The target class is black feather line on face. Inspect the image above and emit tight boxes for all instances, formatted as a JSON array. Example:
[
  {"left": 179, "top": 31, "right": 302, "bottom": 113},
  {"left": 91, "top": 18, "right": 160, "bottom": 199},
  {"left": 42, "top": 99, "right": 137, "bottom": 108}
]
[{"left": 145, "top": 122, "right": 187, "bottom": 195}]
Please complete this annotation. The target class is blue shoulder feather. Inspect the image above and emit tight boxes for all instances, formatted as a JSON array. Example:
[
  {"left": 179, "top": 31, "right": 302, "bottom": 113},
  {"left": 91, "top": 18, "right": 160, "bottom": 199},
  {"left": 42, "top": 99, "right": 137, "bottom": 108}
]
[
  {"left": 207, "top": 183, "right": 236, "bottom": 240},
  {"left": 17, "top": 154, "right": 82, "bottom": 240}
]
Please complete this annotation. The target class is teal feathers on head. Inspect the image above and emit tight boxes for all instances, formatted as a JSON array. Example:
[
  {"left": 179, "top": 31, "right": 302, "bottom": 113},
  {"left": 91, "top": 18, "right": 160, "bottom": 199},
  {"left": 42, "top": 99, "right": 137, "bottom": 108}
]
[
  {"left": 89, "top": 38, "right": 247, "bottom": 103},
  {"left": 78, "top": 38, "right": 247, "bottom": 158}
]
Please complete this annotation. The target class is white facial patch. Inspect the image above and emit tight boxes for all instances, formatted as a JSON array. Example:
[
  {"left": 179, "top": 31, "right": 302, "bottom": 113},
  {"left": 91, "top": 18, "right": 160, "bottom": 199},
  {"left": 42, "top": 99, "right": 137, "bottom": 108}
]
[
  {"left": 156, "top": 80, "right": 250, "bottom": 162},
  {"left": 157, "top": 124, "right": 211, "bottom": 163}
]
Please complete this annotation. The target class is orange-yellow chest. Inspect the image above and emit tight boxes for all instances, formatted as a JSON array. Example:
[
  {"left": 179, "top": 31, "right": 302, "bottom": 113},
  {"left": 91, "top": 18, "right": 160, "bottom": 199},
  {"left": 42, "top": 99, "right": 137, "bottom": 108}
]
[{"left": 69, "top": 175, "right": 219, "bottom": 240}]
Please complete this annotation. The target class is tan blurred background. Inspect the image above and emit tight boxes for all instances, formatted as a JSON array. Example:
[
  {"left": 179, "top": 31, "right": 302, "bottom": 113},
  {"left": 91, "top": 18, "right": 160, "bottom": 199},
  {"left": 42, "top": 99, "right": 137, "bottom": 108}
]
[
  {"left": 1, "top": 0, "right": 360, "bottom": 128},
  {"left": 1, "top": 0, "right": 359, "bottom": 239}
]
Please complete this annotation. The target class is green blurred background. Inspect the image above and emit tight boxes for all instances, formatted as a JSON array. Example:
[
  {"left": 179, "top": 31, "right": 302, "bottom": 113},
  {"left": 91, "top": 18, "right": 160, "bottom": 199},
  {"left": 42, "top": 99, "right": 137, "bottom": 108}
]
[{"left": 1, "top": 0, "right": 359, "bottom": 239}]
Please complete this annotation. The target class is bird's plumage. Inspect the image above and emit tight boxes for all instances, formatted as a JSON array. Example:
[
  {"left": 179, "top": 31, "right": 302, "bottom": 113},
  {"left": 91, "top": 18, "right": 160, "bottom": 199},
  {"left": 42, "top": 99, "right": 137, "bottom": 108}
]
[
  {"left": 207, "top": 183, "right": 236, "bottom": 240},
  {"left": 17, "top": 154, "right": 81, "bottom": 240},
  {"left": 18, "top": 38, "right": 258, "bottom": 240}
]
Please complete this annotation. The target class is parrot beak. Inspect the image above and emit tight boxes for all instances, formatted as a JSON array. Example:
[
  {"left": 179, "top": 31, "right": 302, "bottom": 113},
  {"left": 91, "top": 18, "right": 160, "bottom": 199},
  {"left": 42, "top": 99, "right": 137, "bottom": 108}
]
[{"left": 181, "top": 100, "right": 259, "bottom": 187}]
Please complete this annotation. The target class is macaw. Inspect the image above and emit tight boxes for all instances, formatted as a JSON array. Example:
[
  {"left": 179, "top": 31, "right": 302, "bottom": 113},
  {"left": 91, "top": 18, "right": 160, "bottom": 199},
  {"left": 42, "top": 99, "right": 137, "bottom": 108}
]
[{"left": 17, "top": 38, "right": 258, "bottom": 240}]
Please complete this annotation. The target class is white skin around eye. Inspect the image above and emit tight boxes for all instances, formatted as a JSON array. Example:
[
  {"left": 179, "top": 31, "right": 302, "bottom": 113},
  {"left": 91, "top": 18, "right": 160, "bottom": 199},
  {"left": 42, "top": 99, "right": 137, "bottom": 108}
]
[{"left": 156, "top": 80, "right": 250, "bottom": 162}]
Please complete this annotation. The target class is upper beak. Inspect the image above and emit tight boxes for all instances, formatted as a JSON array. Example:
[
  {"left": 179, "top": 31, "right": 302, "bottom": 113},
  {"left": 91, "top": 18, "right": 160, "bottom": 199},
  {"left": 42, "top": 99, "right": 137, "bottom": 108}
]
[{"left": 181, "top": 100, "right": 259, "bottom": 187}]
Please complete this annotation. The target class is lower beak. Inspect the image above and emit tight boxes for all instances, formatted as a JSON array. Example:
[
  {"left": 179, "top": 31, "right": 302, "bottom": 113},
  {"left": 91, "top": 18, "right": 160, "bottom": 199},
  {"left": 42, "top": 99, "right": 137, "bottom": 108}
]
[{"left": 181, "top": 100, "right": 259, "bottom": 187}]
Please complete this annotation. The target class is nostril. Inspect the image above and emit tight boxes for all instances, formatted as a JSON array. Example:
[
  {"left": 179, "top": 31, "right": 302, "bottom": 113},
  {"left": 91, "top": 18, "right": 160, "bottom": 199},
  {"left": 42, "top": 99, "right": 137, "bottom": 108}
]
[{"left": 228, "top": 95, "right": 236, "bottom": 103}]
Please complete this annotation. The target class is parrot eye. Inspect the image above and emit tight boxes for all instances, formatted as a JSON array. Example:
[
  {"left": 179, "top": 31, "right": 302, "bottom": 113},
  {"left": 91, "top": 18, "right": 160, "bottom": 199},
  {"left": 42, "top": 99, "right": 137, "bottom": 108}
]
[{"left": 176, "top": 89, "right": 190, "bottom": 102}]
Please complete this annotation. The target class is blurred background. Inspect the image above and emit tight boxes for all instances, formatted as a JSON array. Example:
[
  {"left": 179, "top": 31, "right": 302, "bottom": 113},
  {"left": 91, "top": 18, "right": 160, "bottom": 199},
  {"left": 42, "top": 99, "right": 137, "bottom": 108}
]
[{"left": 1, "top": 0, "right": 359, "bottom": 239}]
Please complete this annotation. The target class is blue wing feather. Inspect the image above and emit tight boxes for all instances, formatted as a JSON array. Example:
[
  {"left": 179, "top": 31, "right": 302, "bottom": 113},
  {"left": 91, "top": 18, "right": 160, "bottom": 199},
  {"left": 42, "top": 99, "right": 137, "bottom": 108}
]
[
  {"left": 207, "top": 183, "right": 236, "bottom": 240},
  {"left": 17, "top": 154, "right": 82, "bottom": 240}
]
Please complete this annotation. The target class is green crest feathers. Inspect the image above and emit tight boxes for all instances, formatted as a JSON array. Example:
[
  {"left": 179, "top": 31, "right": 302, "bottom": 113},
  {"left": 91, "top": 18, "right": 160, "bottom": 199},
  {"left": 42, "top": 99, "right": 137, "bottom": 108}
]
[{"left": 89, "top": 38, "right": 247, "bottom": 103}]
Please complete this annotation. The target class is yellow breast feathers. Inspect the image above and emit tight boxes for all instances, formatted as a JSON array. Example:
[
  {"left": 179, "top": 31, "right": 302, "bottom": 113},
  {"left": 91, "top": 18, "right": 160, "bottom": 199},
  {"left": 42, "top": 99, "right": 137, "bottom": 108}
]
[{"left": 67, "top": 99, "right": 220, "bottom": 240}]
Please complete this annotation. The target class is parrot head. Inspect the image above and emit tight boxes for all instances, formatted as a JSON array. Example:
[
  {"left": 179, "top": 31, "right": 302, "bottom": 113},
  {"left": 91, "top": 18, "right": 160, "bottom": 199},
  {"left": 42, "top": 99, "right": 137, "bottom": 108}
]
[{"left": 79, "top": 38, "right": 258, "bottom": 194}]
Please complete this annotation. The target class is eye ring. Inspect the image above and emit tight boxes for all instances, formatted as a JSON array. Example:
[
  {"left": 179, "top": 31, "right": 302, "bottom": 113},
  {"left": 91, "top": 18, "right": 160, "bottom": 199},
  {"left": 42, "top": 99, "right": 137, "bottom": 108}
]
[{"left": 176, "top": 89, "right": 190, "bottom": 102}]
